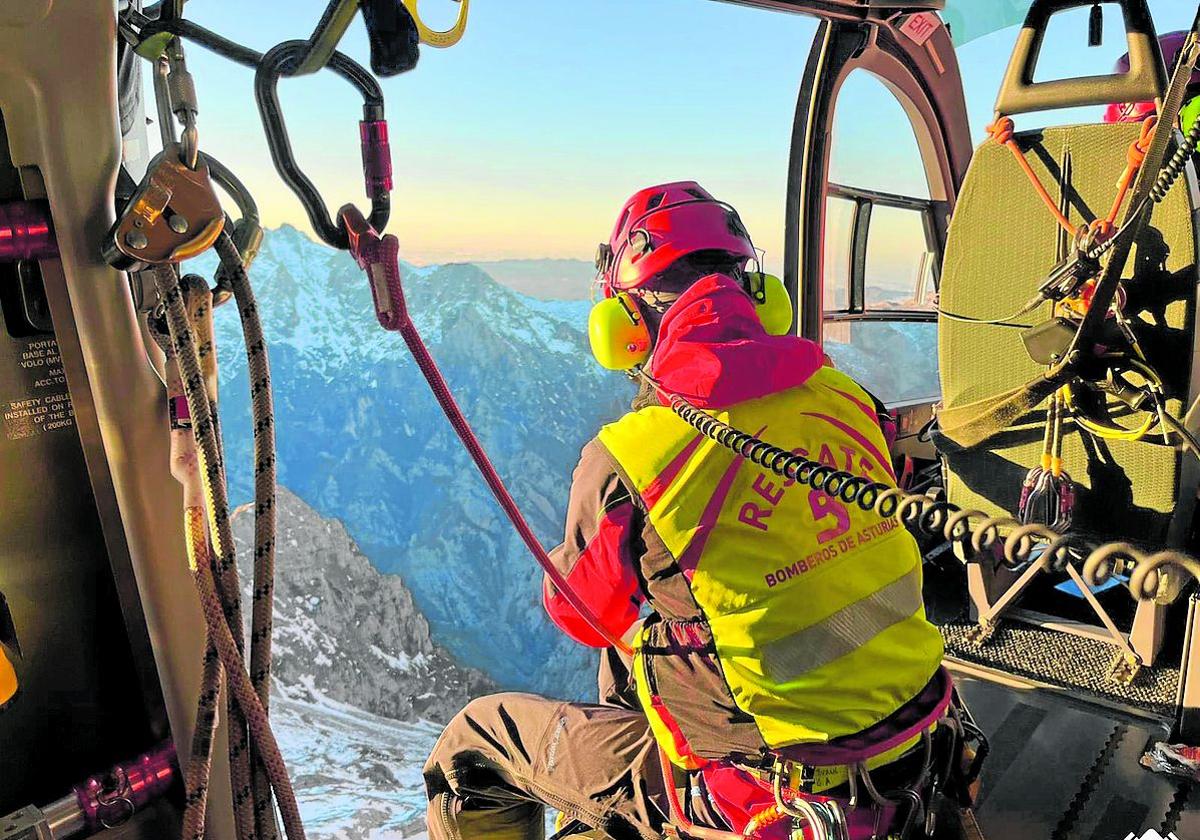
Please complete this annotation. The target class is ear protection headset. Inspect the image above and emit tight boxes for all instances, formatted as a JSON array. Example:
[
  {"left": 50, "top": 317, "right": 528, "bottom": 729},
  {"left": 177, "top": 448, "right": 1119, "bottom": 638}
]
[
  {"left": 588, "top": 197, "right": 793, "bottom": 371},
  {"left": 588, "top": 272, "right": 794, "bottom": 372}
]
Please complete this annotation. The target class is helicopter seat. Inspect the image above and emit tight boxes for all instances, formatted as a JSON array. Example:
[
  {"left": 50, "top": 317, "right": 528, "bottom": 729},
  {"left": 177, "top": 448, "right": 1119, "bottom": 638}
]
[{"left": 935, "top": 0, "right": 1200, "bottom": 675}]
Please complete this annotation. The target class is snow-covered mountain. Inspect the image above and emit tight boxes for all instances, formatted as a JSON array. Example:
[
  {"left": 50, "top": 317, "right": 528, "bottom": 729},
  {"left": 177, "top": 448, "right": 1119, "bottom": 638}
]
[
  {"left": 198, "top": 227, "right": 632, "bottom": 698},
  {"left": 271, "top": 692, "right": 439, "bottom": 840},
  {"left": 223, "top": 488, "right": 474, "bottom": 838},
  {"left": 231, "top": 487, "right": 491, "bottom": 723}
]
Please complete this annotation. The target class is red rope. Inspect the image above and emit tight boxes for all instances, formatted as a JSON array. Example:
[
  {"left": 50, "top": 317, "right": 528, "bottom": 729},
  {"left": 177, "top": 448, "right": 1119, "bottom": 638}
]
[
  {"left": 397, "top": 322, "right": 634, "bottom": 656},
  {"left": 988, "top": 117, "right": 1076, "bottom": 235},
  {"left": 342, "top": 206, "right": 634, "bottom": 656}
]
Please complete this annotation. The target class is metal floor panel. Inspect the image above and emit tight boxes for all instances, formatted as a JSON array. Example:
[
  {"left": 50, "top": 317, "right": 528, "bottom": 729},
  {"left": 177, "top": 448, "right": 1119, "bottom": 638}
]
[
  {"left": 943, "top": 621, "right": 1179, "bottom": 716},
  {"left": 955, "top": 676, "right": 1195, "bottom": 839},
  {"left": 1069, "top": 726, "right": 1176, "bottom": 840}
]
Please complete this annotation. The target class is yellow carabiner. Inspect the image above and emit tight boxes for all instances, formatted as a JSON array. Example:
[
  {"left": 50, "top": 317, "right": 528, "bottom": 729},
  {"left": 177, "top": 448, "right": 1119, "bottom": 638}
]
[{"left": 400, "top": 0, "right": 469, "bottom": 48}]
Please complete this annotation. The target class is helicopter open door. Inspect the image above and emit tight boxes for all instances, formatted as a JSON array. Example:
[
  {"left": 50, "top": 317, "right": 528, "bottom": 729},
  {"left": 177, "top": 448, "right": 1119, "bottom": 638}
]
[{"left": 779, "top": 1, "right": 972, "bottom": 461}]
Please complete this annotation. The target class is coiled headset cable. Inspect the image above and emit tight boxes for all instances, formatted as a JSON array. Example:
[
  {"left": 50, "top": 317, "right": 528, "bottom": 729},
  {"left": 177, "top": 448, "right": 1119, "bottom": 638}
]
[{"left": 634, "top": 369, "right": 1200, "bottom": 602}]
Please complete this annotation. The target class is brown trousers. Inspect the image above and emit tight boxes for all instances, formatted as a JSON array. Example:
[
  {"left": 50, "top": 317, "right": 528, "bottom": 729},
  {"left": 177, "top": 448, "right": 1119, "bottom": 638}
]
[{"left": 423, "top": 653, "right": 725, "bottom": 840}]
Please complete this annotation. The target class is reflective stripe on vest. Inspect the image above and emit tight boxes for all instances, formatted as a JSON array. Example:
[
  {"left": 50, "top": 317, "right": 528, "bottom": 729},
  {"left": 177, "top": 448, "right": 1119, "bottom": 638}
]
[
  {"left": 760, "top": 566, "right": 923, "bottom": 683},
  {"left": 599, "top": 366, "right": 944, "bottom": 759}
]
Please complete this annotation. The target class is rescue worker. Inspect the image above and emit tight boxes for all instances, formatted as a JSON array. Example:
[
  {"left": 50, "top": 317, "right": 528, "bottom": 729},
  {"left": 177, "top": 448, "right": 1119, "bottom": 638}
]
[{"left": 423, "top": 182, "right": 945, "bottom": 840}]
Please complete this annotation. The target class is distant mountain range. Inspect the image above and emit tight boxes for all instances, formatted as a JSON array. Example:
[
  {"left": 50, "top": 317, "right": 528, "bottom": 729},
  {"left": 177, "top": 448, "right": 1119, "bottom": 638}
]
[
  {"left": 196, "top": 226, "right": 631, "bottom": 699},
  {"left": 196, "top": 226, "right": 936, "bottom": 698},
  {"left": 463, "top": 258, "right": 595, "bottom": 300}
]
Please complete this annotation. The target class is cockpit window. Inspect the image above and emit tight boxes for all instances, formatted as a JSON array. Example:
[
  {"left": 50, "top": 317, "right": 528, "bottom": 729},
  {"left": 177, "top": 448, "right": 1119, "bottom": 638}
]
[
  {"left": 821, "top": 70, "right": 940, "bottom": 404},
  {"left": 957, "top": 0, "right": 1200, "bottom": 138}
]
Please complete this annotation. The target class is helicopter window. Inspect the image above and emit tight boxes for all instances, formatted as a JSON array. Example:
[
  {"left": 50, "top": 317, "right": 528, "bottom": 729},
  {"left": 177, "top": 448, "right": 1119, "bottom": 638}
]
[
  {"left": 863, "top": 204, "right": 937, "bottom": 313},
  {"left": 823, "top": 195, "right": 855, "bottom": 311},
  {"left": 957, "top": 0, "right": 1198, "bottom": 138},
  {"left": 1033, "top": 2, "right": 1139, "bottom": 83},
  {"left": 153, "top": 2, "right": 823, "bottom": 833},
  {"left": 821, "top": 70, "right": 939, "bottom": 404}
]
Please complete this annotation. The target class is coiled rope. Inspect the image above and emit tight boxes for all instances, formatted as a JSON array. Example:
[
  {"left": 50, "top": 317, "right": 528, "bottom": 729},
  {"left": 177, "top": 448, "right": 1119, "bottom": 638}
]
[
  {"left": 148, "top": 294, "right": 225, "bottom": 840},
  {"left": 152, "top": 254, "right": 303, "bottom": 839},
  {"left": 216, "top": 232, "right": 281, "bottom": 840},
  {"left": 181, "top": 271, "right": 259, "bottom": 840}
]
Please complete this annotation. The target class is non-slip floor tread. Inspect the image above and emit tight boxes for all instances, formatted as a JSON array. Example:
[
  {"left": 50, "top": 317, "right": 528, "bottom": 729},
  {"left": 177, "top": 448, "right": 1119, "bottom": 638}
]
[{"left": 941, "top": 621, "right": 1179, "bottom": 715}]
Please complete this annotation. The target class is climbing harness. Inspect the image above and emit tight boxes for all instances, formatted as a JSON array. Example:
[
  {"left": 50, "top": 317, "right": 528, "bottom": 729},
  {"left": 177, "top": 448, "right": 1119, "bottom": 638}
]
[
  {"left": 339, "top": 204, "right": 634, "bottom": 655},
  {"left": 656, "top": 668, "right": 986, "bottom": 840}
]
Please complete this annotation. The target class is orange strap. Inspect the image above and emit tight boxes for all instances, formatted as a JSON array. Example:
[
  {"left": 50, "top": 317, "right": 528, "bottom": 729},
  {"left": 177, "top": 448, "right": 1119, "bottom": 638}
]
[{"left": 987, "top": 115, "right": 1157, "bottom": 247}]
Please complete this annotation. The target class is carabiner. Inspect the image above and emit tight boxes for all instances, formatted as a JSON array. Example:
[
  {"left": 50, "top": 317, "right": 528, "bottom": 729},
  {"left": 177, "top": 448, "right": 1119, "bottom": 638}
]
[
  {"left": 401, "top": 0, "right": 469, "bottom": 49},
  {"left": 203, "top": 154, "right": 264, "bottom": 306},
  {"left": 254, "top": 40, "right": 392, "bottom": 250},
  {"left": 293, "top": 0, "right": 361, "bottom": 76},
  {"left": 150, "top": 37, "right": 200, "bottom": 169}
]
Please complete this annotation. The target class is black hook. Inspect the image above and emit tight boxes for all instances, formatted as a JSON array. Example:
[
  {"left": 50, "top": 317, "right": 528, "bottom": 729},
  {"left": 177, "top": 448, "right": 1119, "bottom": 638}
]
[
  {"left": 254, "top": 40, "right": 392, "bottom": 250},
  {"left": 1089, "top": 3, "right": 1104, "bottom": 47}
]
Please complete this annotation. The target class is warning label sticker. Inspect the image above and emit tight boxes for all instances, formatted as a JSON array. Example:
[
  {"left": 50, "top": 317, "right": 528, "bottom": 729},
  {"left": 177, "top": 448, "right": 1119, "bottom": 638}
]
[
  {"left": 899, "top": 12, "right": 941, "bottom": 46},
  {"left": 3, "top": 337, "right": 74, "bottom": 440}
]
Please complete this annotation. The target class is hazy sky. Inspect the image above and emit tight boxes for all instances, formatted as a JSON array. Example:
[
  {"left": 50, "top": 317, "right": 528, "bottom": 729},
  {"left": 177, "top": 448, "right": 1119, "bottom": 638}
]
[{"left": 167, "top": 0, "right": 1200, "bottom": 271}]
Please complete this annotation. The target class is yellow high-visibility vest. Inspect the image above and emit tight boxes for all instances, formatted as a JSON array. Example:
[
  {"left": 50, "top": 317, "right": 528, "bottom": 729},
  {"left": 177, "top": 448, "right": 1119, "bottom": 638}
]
[{"left": 598, "top": 366, "right": 943, "bottom": 767}]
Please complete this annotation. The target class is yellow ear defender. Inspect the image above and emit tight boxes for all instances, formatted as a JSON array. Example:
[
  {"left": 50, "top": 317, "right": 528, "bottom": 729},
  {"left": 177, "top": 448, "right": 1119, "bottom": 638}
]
[
  {"left": 588, "top": 275, "right": 793, "bottom": 372},
  {"left": 589, "top": 292, "right": 652, "bottom": 371},
  {"left": 745, "top": 272, "right": 793, "bottom": 336}
]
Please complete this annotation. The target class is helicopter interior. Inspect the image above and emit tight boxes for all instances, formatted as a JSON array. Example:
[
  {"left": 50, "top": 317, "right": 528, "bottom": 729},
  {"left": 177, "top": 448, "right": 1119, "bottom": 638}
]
[{"left": 7, "top": 0, "right": 1200, "bottom": 839}]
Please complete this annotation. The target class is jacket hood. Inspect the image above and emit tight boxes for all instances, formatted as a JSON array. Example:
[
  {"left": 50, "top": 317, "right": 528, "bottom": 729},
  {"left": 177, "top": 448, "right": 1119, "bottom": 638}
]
[{"left": 648, "top": 273, "right": 825, "bottom": 410}]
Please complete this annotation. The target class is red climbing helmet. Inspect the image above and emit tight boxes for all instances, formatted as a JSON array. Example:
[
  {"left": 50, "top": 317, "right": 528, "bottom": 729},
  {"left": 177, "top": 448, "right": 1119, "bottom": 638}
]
[
  {"left": 1104, "top": 30, "right": 1200, "bottom": 123},
  {"left": 595, "top": 181, "right": 757, "bottom": 294}
]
